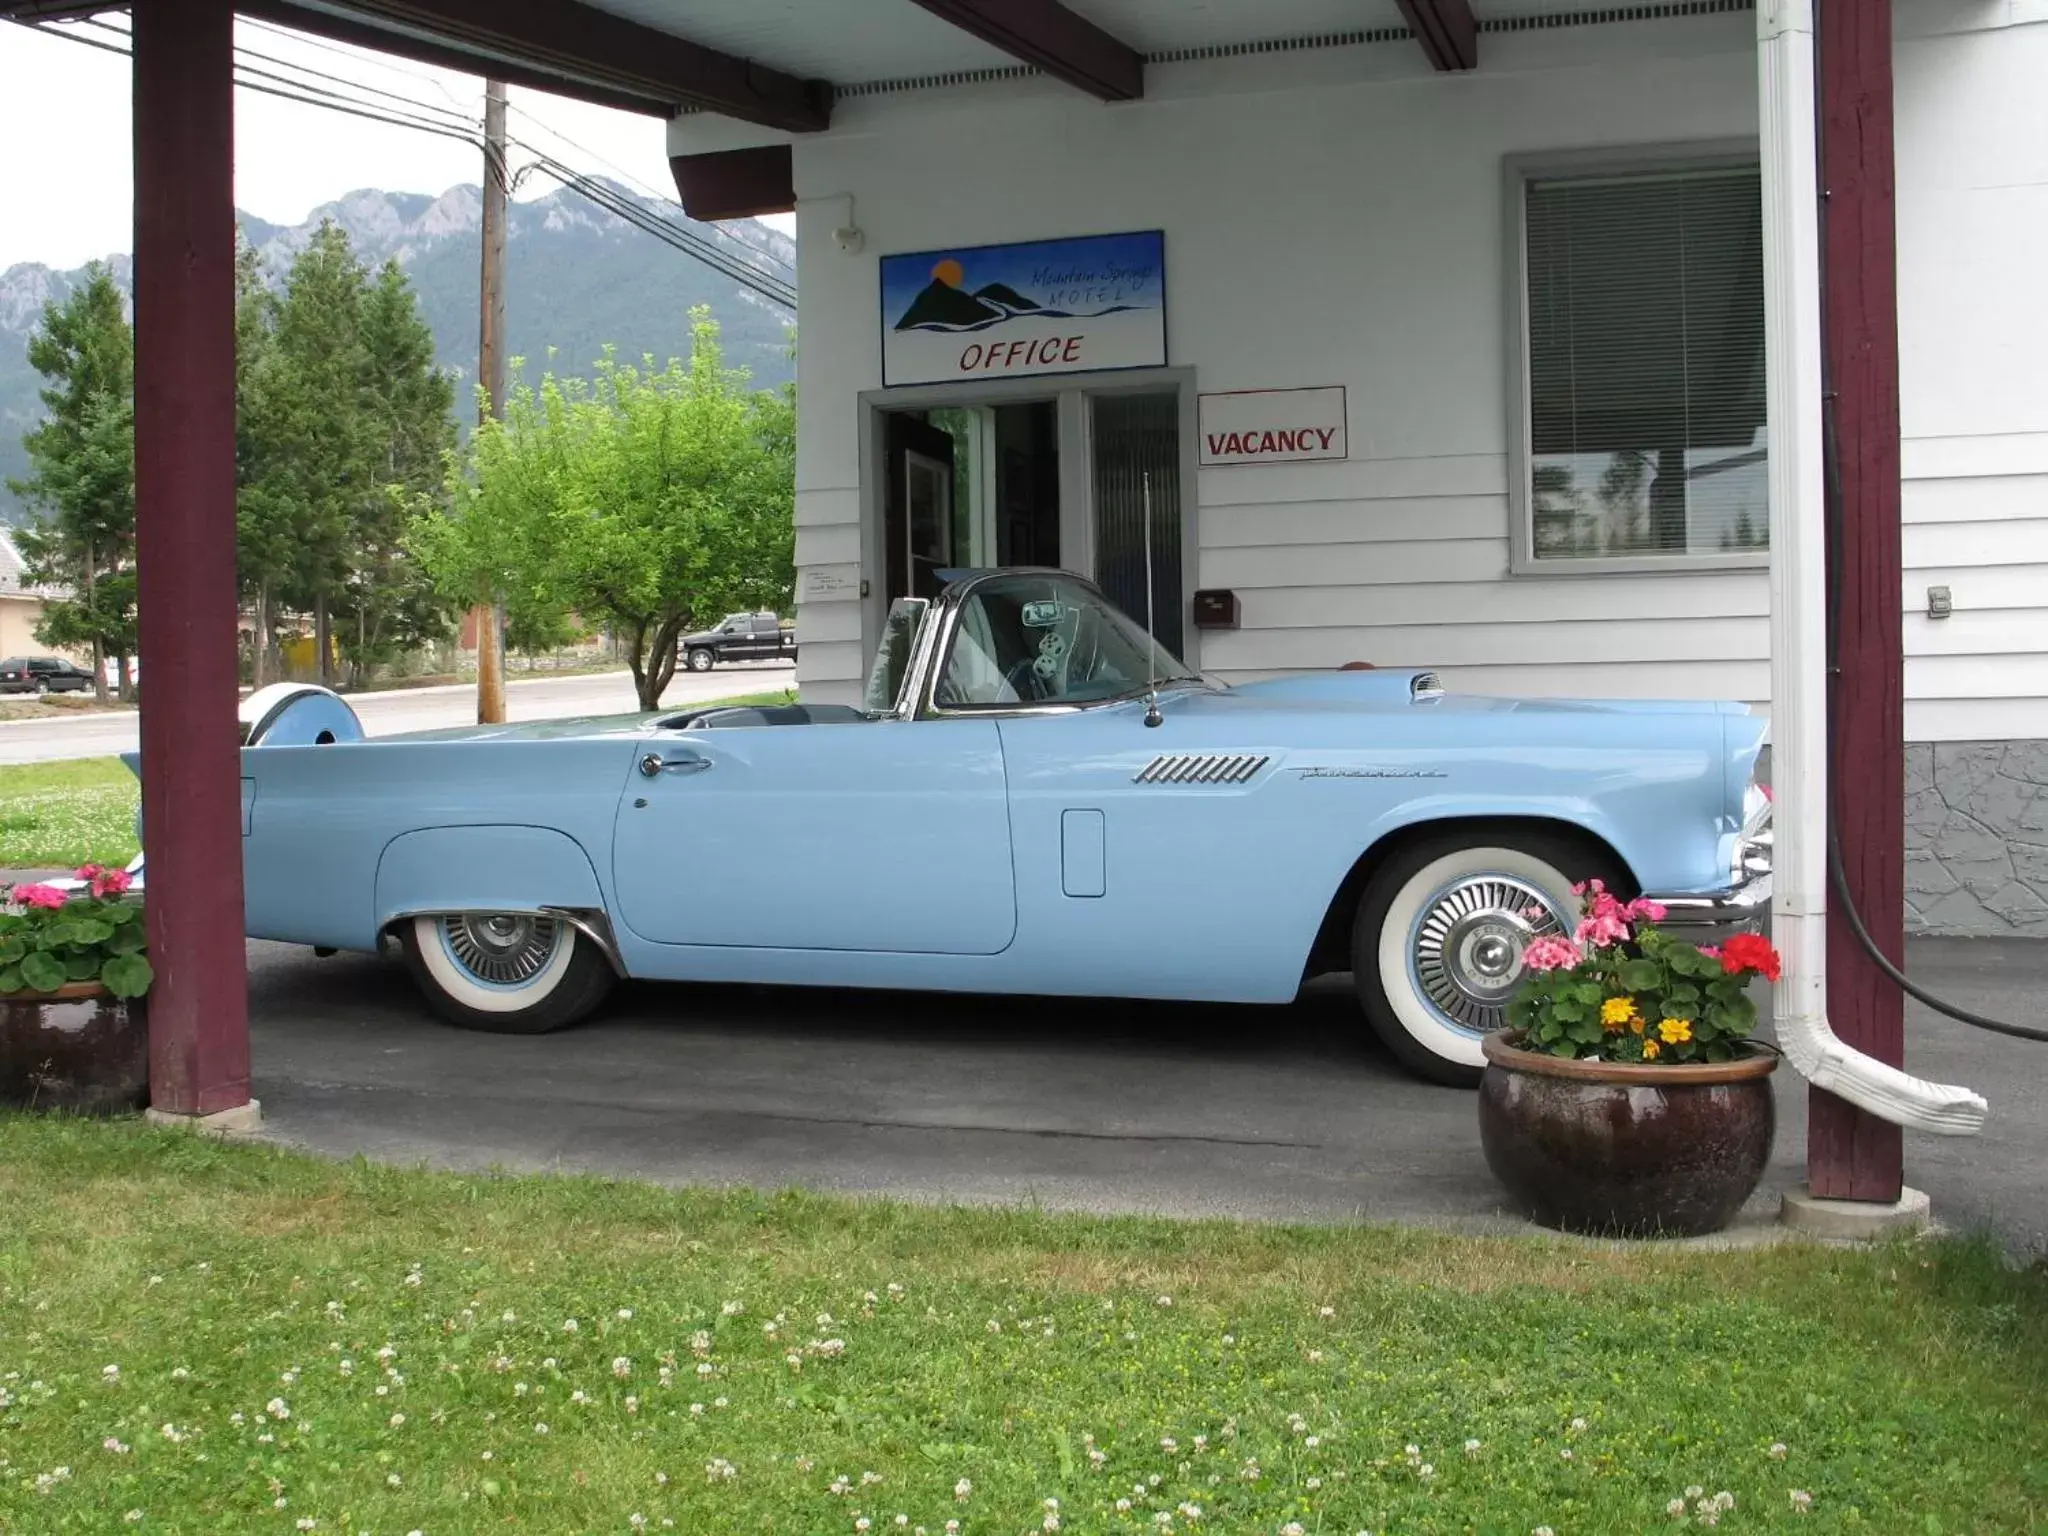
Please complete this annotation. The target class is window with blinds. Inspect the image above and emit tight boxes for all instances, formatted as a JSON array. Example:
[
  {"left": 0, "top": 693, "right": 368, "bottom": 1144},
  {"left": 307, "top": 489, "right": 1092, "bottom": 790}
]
[{"left": 1520, "top": 162, "right": 1768, "bottom": 562}]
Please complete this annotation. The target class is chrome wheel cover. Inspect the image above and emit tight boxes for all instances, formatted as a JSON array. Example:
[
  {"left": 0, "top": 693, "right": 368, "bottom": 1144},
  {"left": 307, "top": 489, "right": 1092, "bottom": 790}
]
[
  {"left": 1406, "top": 874, "right": 1569, "bottom": 1037},
  {"left": 438, "top": 913, "right": 563, "bottom": 988}
]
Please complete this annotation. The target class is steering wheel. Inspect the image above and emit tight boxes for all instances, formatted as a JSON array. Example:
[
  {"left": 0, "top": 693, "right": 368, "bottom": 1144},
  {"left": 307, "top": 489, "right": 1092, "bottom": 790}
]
[{"left": 1002, "top": 656, "right": 1052, "bottom": 701}]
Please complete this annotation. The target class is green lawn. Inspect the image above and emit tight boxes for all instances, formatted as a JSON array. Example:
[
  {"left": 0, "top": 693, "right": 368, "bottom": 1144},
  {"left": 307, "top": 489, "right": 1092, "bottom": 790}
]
[
  {"left": 0, "top": 757, "right": 140, "bottom": 871},
  {"left": 0, "top": 1120, "right": 2041, "bottom": 1532},
  {"left": 0, "top": 691, "right": 796, "bottom": 874}
]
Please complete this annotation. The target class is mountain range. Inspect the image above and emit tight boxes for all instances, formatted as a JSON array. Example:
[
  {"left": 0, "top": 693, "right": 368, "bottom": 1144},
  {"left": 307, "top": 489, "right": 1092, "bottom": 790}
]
[{"left": 0, "top": 181, "right": 795, "bottom": 525}]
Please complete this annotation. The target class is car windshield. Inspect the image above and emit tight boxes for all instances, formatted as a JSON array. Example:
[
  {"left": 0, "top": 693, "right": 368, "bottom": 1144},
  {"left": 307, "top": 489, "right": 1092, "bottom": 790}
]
[{"left": 935, "top": 573, "right": 1202, "bottom": 710}]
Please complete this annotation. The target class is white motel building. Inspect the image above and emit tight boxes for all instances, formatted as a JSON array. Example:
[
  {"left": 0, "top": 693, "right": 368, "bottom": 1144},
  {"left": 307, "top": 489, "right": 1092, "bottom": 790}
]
[{"left": 654, "top": 0, "right": 2048, "bottom": 938}]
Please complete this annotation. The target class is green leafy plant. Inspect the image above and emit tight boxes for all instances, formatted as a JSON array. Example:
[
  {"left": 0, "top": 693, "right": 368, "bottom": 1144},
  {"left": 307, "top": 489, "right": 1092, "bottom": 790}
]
[
  {"left": 1505, "top": 881, "right": 1780, "bottom": 1063},
  {"left": 0, "top": 867, "right": 152, "bottom": 999}
]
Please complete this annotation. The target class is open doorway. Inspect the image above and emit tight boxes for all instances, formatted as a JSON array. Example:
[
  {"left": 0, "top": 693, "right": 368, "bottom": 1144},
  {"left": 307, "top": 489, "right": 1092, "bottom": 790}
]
[{"left": 882, "top": 400, "right": 1060, "bottom": 604}]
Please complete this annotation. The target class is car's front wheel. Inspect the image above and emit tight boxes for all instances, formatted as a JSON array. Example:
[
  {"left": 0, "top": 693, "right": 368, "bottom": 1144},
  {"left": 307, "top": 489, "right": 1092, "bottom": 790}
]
[
  {"left": 1351, "top": 831, "right": 1622, "bottom": 1087},
  {"left": 399, "top": 912, "right": 614, "bottom": 1034},
  {"left": 686, "top": 647, "right": 716, "bottom": 673}
]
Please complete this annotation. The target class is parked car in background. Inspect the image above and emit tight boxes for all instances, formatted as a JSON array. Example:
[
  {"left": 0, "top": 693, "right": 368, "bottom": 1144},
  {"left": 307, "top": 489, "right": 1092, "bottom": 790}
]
[
  {"left": 133, "top": 568, "right": 1772, "bottom": 1088},
  {"left": 678, "top": 612, "right": 797, "bottom": 672},
  {"left": 0, "top": 656, "right": 95, "bottom": 694}
]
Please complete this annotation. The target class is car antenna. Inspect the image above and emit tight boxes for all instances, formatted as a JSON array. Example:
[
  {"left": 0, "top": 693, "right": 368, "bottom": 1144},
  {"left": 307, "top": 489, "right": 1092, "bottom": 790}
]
[{"left": 1141, "top": 471, "right": 1163, "bottom": 728}]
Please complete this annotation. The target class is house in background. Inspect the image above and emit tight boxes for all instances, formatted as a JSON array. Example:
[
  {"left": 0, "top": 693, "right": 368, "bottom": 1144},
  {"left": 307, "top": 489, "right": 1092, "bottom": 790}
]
[{"left": 0, "top": 526, "right": 77, "bottom": 662}]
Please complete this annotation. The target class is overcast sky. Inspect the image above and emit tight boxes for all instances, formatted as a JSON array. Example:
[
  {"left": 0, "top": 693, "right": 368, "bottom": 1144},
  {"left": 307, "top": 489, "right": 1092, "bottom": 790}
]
[{"left": 0, "top": 16, "right": 791, "bottom": 272}]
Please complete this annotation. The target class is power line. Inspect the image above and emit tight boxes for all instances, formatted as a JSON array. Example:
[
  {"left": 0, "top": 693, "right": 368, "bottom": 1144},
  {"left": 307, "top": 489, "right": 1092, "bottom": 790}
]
[{"left": 17, "top": 15, "right": 796, "bottom": 311}]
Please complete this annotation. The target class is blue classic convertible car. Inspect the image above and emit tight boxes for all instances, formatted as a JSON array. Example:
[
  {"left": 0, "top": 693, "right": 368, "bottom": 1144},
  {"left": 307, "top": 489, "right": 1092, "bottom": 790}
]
[{"left": 194, "top": 568, "right": 1772, "bottom": 1086}]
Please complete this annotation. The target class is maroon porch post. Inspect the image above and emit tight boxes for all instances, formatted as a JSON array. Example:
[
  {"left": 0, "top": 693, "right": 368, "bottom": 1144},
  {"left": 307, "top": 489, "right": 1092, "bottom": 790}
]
[
  {"left": 133, "top": 0, "right": 253, "bottom": 1116},
  {"left": 1811, "top": 0, "right": 1904, "bottom": 1201}
]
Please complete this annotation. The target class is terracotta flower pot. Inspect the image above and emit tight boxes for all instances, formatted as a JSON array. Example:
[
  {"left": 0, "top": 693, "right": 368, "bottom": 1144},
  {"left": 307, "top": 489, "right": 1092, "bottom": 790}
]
[
  {"left": 0, "top": 981, "right": 149, "bottom": 1116},
  {"left": 1478, "top": 1030, "right": 1778, "bottom": 1238}
]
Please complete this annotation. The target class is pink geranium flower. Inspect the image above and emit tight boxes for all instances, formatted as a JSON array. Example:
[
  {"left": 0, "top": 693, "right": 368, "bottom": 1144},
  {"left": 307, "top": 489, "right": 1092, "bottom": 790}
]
[
  {"left": 1520, "top": 935, "right": 1584, "bottom": 973},
  {"left": 1625, "top": 898, "right": 1668, "bottom": 923},
  {"left": 10, "top": 883, "right": 71, "bottom": 911},
  {"left": 86, "top": 867, "right": 133, "bottom": 898}
]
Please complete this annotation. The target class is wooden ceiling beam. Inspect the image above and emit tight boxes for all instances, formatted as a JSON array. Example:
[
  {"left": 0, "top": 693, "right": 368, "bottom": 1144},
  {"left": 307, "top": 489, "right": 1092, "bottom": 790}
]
[
  {"left": 904, "top": 0, "right": 1143, "bottom": 101},
  {"left": 1394, "top": 0, "right": 1478, "bottom": 72},
  {"left": 243, "top": 0, "right": 831, "bottom": 130}
]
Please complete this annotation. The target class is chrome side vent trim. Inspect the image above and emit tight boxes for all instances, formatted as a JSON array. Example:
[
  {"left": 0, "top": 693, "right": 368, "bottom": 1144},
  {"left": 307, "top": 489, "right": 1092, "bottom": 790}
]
[
  {"left": 1410, "top": 671, "right": 1445, "bottom": 703},
  {"left": 1135, "top": 753, "right": 1270, "bottom": 785}
]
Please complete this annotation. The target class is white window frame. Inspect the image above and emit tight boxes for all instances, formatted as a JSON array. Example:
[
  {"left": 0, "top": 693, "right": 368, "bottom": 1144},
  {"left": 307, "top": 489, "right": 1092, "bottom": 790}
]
[{"left": 1505, "top": 140, "right": 1770, "bottom": 577}]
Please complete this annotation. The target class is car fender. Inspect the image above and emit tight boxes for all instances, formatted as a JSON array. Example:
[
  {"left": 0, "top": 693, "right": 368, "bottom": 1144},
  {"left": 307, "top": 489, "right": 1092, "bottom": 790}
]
[{"left": 374, "top": 826, "right": 618, "bottom": 966}]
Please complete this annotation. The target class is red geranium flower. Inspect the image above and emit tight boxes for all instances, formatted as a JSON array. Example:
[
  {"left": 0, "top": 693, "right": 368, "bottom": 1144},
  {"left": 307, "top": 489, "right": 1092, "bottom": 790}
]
[{"left": 1718, "top": 932, "right": 1783, "bottom": 982}]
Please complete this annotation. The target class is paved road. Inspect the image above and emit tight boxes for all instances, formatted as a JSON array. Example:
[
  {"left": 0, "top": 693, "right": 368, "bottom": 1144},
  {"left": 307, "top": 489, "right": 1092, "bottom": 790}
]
[
  {"left": 0, "top": 662, "right": 795, "bottom": 765},
  {"left": 245, "top": 935, "right": 2048, "bottom": 1254}
]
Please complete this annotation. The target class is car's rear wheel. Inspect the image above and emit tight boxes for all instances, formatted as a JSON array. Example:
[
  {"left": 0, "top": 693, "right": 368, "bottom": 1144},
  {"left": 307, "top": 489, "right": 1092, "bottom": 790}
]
[
  {"left": 687, "top": 647, "right": 715, "bottom": 673},
  {"left": 1351, "top": 830, "right": 1623, "bottom": 1087},
  {"left": 399, "top": 912, "right": 614, "bottom": 1034}
]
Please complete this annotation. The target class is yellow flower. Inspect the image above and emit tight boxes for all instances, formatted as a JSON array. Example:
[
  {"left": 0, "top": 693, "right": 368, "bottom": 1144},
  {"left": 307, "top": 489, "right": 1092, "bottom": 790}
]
[
  {"left": 1642, "top": 1039, "right": 1662, "bottom": 1060},
  {"left": 1658, "top": 1018, "right": 1693, "bottom": 1045},
  {"left": 1600, "top": 996, "right": 1637, "bottom": 1032}
]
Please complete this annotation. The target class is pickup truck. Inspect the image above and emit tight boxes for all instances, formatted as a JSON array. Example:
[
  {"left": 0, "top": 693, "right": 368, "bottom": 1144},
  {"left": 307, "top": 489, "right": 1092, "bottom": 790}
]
[{"left": 678, "top": 612, "right": 798, "bottom": 672}]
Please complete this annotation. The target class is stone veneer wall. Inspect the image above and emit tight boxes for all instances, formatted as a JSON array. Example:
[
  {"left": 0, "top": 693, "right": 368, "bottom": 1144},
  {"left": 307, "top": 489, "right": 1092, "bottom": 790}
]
[{"left": 1905, "top": 742, "right": 2048, "bottom": 937}]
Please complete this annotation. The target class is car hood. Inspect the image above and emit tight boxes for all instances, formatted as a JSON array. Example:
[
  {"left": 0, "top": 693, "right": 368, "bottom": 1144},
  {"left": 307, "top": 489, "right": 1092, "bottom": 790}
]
[{"left": 1203, "top": 671, "right": 1755, "bottom": 718}]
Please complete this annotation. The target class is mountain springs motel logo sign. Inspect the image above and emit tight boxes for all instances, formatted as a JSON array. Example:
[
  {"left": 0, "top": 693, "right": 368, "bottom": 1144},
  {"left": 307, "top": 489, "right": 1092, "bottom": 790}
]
[{"left": 879, "top": 231, "right": 1166, "bottom": 387}]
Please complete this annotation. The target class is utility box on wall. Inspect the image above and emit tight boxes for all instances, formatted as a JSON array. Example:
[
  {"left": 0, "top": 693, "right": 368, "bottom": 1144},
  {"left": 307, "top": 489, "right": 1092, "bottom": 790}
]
[{"left": 1192, "top": 589, "right": 1240, "bottom": 630}]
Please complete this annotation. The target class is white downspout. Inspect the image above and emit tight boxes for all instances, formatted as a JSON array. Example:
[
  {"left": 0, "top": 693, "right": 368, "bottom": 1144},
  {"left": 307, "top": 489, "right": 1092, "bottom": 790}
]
[{"left": 1758, "top": 1, "right": 1986, "bottom": 1136}]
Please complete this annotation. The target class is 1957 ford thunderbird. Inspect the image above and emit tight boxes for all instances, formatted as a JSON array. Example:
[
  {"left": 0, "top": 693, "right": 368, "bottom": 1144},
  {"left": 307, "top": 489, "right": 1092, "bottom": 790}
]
[{"left": 150, "top": 567, "right": 1775, "bottom": 1086}]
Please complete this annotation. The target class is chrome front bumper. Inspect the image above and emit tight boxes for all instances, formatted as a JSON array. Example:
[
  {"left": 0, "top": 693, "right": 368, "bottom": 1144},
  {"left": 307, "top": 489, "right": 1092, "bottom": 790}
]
[{"left": 1645, "top": 869, "right": 1773, "bottom": 943}]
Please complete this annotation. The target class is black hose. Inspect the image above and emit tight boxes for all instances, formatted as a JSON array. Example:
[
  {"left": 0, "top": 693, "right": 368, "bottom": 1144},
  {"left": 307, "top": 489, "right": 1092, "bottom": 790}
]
[{"left": 1811, "top": 0, "right": 2048, "bottom": 1043}]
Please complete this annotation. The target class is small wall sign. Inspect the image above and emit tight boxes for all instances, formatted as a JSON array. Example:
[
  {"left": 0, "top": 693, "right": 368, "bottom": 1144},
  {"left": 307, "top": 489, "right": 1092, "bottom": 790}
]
[
  {"left": 1198, "top": 386, "right": 1348, "bottom": 467},
  {"left": 880, "top": 231, "right": 1166, "bottom": 387},
  {"left": 800, "top": 564, "right": 861, "bottom": 602}
]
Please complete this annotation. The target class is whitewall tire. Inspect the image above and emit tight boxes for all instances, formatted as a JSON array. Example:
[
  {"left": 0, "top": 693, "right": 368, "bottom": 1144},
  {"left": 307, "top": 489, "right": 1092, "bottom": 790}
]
[
  {"left": 1352, "top": 832, "right": 1621, "bottom": 1087},
  {"left": 400, "top": 912, "right": 614, "bottom": 1034}
]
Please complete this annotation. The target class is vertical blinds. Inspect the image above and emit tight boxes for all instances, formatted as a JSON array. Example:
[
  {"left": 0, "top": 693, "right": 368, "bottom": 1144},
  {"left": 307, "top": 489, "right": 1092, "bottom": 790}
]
[
  {"left": 1524, "top": 165, "right": 1768, "bottom": 554},
  {"left": 1091, "top": 391, "right": 1184, "bottom": 658}
]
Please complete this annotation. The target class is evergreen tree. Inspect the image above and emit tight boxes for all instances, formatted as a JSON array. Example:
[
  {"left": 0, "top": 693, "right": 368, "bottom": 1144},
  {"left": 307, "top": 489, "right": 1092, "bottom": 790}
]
[{"left": 4, "top": 263, "right": 135, "bottom": 702}]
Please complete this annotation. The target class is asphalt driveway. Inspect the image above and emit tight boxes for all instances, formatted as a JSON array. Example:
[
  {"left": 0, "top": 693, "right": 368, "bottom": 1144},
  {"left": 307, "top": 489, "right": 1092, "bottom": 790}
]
[{"left": 245, "top": 936, "right": 2048, "bottom": 1255}]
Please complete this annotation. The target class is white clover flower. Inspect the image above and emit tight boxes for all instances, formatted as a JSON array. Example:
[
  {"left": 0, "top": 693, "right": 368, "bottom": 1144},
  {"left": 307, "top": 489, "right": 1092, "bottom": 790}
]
[
  {"left": 1569, "top": 1417, "right": 1587, "bottom": 1433},
  {"left": 389, "top": 1413, "right": 405, "bottom": 1428},
  {"left": 1282, "top": 1525, "right": 1306, "bottom": 1536},
  {"left": 103, "top": 1438, "right": 131, "bottom": 1454},
  {"left": 1668, "top": 1498, "right": 1686, "bottom": 1517},
  {"left": 267, "top": 1397, "right": 291, "bottom": 1420},
  {"left": 1041, "top": 1517, "right": 1059, "bottom": 1532},
  {"left": 1155, "top": 1295, "right": 1173, "bottom": 1307},
  {"left": 721, "top": 1300, "right": 744, "bottom": 1316},
  {"left": 1464, "top": 1439, "right": 1483, "bottom": 1456},
  {"left": 955, "top": 1478, "right": 972, "bottom": 1501},
  {"left": 1161, "top": 1437, "right": 1177, "bottom": 1453},
  {"left": 1305, "top": 1435, "right": 1321, "bottom": 1449},
  {"left": 501, "top": 1310, "right": 517, "bottom": 1323},
  {"left": 1533, "top": 1528, "right": 1555, "bottom": 1536},
  {"left": 887, "top": 1283, "right": 905, "bottom": 1297},
  {"left": 103, "top": 1363, "right": 121, "bottom": 1381},
  {"left": 378, "top": 1345, "right": 398, "bottom": 1362},
  {"left": 125, "top": 1511, "right": 143, "bottom": 1523},
  {"left": 1319, "top": 1306, "right": 1335, "bottom": 1318},
  {"left": 1560, "top": 1449, "right": 1574, "bottom": 1462},
  {"left": 571, "top": 1390, "right": 591, "bottom": 1406},
  {"left": 562, "top": 1319, "right": 579, "bottom": 1333},
  {"left": 1221, "top": 1334, "right": 1235, "bottom": 1345},
  {"left": 1418, "top": 1464, "right": 1434, "bottom": 1480},
  {"left": 696, "top": 1362, "right": 717, "bottom": 1377},
  {"left": 626, "top": 1395, "right": 639, "bottom": 1413},
  {"left": 534, "top": 1422, "right": 548, "bottom": 1435},
  {"left": 1713, "top": 1493, "right": 1734, "bottom": 1512},
  {"left": 706, "top": 1457, "right": 737, "bottom": 1481},
  {"left": 617, "top": 1308, "right": 633, "bottom": 1320},
  {"left": 895, "top": 1518, "right": 908, "bottom": 1529},
  {"left": 830, "top": 1476, "right": 852, "bottom": 1496},
  {"left": 1306, "top": 1476, "right": 1323, "bottom": 1490},
  {"left": 855, "top": 1521, "right": 870, "bottom": 1534},
  {"left": 1769, "top": 1441, "right": 1788, "bottom": 1461},
  {"left": 1790, "top": 1489, "right": 1813, "bottom": 1513},
  {"left": 1685, "top": 1485, "right": 1704, "bottom": 1500},
  {"left": 403, "top": 1270, "right": 423, "bottom": 1288},
  {"left": 1192, "top": 1434, "right": 1208, "bottom": 1451},
  {"left": 376, "top": 1385, "right": 390, "bottom": 1397},
  {"left": 861, "top": 1470, "right": 883, "bottom": 1486},
  {"left": 1088, "top": 1448, "right": 1107, "bottom": 1468},
  {"left": 1116, "top": 1500, "right": 1132, "bottom": 1513},
  {"left": 630, "top": 1518, "right": 648, "bottom": 1532},
  {"left": 613, "top": 1357, "right": 632, "bottom": 1378},
  {"left": 297, "top": 1521, "right": 315, "bottom": 1532},
  {"left": 386, "top": 1473, "right": 402, "bottom": 1488},
  {"left": 1307, "top": 1349, "right": 1324, "bottom": 1363}
]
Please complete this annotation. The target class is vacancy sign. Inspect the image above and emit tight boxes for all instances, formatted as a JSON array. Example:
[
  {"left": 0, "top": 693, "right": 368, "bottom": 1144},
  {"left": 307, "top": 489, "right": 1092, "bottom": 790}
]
[{"left": 1198, "top": 386, "right": 1348, "bottom": 467}]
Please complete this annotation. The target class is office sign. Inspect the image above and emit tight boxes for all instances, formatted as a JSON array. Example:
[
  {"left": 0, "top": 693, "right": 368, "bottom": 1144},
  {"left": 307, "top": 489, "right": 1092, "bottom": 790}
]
[
  {"left": 1198, "top": 386, "right": 1348, "bottom": 467},
  {"left": 880, "top": 230, "right": 1166, "bottom": 387}
]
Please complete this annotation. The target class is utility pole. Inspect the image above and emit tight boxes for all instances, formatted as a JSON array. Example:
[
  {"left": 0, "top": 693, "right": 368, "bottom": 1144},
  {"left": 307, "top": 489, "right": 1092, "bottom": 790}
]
[{"left": 472, "top": 77, "right": 509, "bottom": 724}]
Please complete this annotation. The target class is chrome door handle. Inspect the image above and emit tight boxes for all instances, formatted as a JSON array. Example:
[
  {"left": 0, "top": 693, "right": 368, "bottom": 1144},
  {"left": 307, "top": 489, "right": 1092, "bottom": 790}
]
[{"left": 640, "top": 751, "right": 711, "bottom": 778}]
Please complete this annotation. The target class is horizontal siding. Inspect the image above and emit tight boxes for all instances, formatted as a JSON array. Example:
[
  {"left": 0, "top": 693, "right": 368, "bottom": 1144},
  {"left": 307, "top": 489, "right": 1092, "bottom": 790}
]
[
  {"left": 1200, "top": 495, "right": 1506, "bottom": 548},
  {"left": 1902, "top": 474, "right": 2045, "bottom": 523},
  {"left": 1202, "top": 615, "right": 1766, "bottom": 672},
  {"left": 1906, "top": 697, "right": 2048, "bottom": 742},
  {"left": 1199, "top": 454, "right": 1507, "bottom": 507},
  {"left": 1201, "top": 536, "right": 1508, "bottom": 590},
  {"left": 794, "top": 639, "right": 863, "bottom": 689},
  {"left": 795, "top": 522, "right": 862, "bottom": 567},
  {"left": 1901, "top": 516, "right": 2048, "bottom": 568},
  {"left": 795, "top": 601, "right": 863, "bottom": 645},
  {"left": 1234, "top": 573, "right": 1769, "bottom": 629}
]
